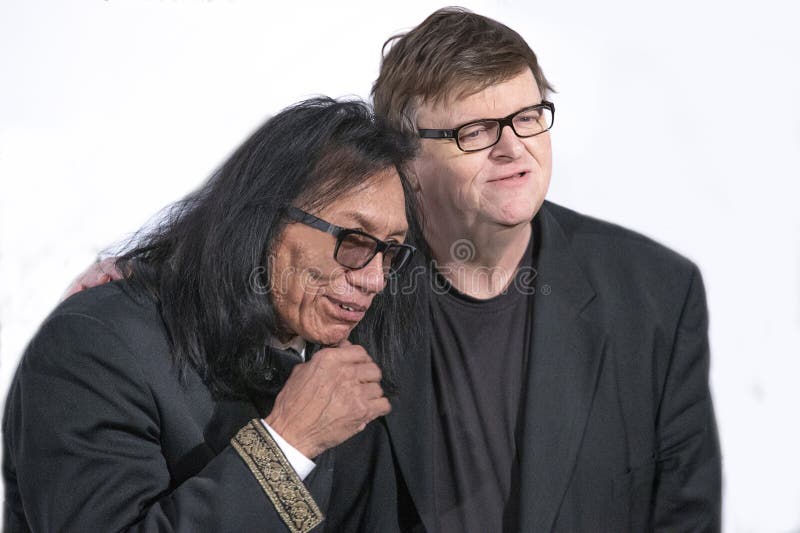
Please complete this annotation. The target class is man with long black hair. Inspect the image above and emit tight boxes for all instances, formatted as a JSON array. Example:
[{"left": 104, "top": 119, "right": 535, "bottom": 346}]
[{"left": 3, "top": 98, "right": 421, "bottom": 532}]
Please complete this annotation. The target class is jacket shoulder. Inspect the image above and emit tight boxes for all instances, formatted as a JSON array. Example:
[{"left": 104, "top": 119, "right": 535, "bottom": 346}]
[
  {"left": 540, "top": 201, "right": 703, "bottom": 322},
  {"left": 56, "top": 279, "right": 159, "bottom": 327},
  {"left": 18, "top": 281, "right": 171, "bottom": 379},
  {"left": 542, "top": 201, "right": 697, "bottom": 274}
]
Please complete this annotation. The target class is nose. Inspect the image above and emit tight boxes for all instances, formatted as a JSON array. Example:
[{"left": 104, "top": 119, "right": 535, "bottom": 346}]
[
  {"left": 346, "top": 252, "right": 387, "bottom": 294},
  {"left": 490, "top": 123, "right": 524, "bottom": 159}
]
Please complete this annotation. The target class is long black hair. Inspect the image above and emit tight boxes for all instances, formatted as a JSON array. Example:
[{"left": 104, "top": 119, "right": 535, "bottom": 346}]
[{"left": 117, "top": 97, "right": 421, "bottom": 398}]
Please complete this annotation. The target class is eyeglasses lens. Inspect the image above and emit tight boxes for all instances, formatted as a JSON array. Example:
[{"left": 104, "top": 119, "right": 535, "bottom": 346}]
[
  {"left": 336, "top": 233, "right": 376, "bottom": 269},
  {"left": 513, "top": 106, "right": 552, "bottom": 138},
  {"left": 457, "top": 121, "right": 500, "bottom": 152},
  {"left": 337, "top": 233, "right": 409, "bottom": 274},
  {"left": 457, "top": 106, "right": 553, "bottom": 151}
]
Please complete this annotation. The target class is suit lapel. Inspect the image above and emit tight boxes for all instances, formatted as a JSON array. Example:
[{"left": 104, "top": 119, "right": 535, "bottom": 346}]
[
  {"left": 517, "top": 204, "right": 607, "bottom": 531},
  {"left": 384, "top": 284, "right": 436, "bottom": 532}
]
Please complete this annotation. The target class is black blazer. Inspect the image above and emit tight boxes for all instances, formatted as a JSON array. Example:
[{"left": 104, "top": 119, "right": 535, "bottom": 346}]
[
  {"left": 2, "top": 282, "right": 392, "bottom": 532},
  {"left": 387, "top": 201, "right": 722, "bottom": 532}
]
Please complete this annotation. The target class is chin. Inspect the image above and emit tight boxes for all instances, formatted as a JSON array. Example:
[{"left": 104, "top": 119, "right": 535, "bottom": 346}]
[
  {"left": 495, "top": 202, "right": 540, "bottom": 226},
  {"left": 310, "top": 324, "right": 355, "bottom": 347}
]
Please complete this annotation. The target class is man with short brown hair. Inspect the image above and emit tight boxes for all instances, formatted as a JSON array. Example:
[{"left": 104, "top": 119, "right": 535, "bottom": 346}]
[{"left": 373, "top": 7, "right": 721, "bottom": 532}]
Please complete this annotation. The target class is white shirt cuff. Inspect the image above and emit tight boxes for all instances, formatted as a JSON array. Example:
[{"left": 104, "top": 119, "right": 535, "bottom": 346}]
[{"left": 261, "top": 420, "right": 316, "bottom": 480}]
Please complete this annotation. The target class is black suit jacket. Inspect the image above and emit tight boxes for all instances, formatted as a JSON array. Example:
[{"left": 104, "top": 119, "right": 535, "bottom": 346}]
[
  {"left": 2, "top": 282, "right": 392, "bottom": 532},
  {"left": 387, "top": 201, "right": 722, "bottom": 532}
]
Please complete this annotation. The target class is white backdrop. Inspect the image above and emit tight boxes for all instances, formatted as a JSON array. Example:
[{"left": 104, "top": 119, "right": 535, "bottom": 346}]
[{"left": 1, "top": 0, "right": 799, "bottom": 530}]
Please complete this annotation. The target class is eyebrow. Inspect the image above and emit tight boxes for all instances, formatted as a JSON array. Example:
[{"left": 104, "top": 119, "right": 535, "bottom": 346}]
[
  {"left": 449, "top": 102, "right": 544, "bottom": 128},
  {"left": 338, "top": 210, "right": 407, "bottom": 239}
]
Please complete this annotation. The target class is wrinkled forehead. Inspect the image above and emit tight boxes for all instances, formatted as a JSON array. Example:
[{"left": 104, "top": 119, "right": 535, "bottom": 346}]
[{"left": 316, "top": 168, "right": 408, "bottom": 237}]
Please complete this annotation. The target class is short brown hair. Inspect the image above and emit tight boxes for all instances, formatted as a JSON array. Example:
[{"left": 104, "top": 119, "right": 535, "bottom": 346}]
[{"left": 372, "top": 7, "right": 554, "bottom": 135}]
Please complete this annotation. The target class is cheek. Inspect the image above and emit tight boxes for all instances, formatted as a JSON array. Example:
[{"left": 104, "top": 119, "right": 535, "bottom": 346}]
[
  {"left": 271, "top": 241, "right": 331, "bottom": 294},
  {"left": 416, "top": 152, "right": 480, "bottom": 205},
  {"left": 531, "top": 135, "right": 553, "bottom": 172},
  {"left": 321, "top": 268, "right": 356, "bottom": 300},
  {"left": 305, "top": 280, "right": 357, "bottom": 344},
  {"left": 268, "top": 257, "right": 298, "bottom": 330},
  {"left": 269, "top": 255, "right": 316, "bottom": 327},
  {"left": 270, "top": 271, "right": 330, "bottom": 338}
]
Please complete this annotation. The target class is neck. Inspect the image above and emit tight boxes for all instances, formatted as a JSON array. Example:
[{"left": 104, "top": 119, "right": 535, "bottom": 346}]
[{"left": 426, "top": 219, "right": 532, "bottom": 300}]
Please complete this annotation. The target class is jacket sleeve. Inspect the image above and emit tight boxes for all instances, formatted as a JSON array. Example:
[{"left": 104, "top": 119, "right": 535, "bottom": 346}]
[
  {"left": 652, "top": 266, "right": 722, "bottom": 532},
  {"left": 2, "top": 312, "right": 323, "bottom": 533}
]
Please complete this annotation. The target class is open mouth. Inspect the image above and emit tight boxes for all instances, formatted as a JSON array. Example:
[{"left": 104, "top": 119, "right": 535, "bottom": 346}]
[
  {"left": 327, "top": 296, "right": 367, "bottom": 313},
  {"left": 325, "top": 295, "right": 369, "bottom": 325}
]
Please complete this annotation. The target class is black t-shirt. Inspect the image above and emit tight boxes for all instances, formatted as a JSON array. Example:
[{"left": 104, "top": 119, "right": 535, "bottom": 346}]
[{"left": 430, "top": 234, "right": 536, "bottom": 533}]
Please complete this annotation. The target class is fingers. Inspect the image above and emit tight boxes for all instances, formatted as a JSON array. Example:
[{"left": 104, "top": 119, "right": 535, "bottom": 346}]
[
  {"left": 62, "top": 283, "right": 83, "bottom": 299},
  {"left": 313, "top": 344, "right": 372, "bottom": 365},
  {"left": 351, "top": 396, "right": 391, "bottom": 435},
  {"left": 61, "top": 259, "right": 122, "bottom": 301},
  {"left": 368, "top": 396, "right": 392, "bottom": 417},
  {"left": 354, "top": 361, "right": 382, "bottom": 383},
  {"left": 362, "top": 382, "right": 384, "bottom": 400},
  {"left": 264, "top": 343, "right": 389, "bottom": 457},
  {"left": 97, "top": 257, "right": 120, "bottom": 278}
]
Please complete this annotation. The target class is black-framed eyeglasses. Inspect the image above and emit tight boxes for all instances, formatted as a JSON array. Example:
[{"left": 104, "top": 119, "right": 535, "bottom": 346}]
[
  {"left": 285, "top": 207, "right": 416, "bottom": 276},
  {"left": 417, "top": 101, "right": 555, "bottom": 153}
]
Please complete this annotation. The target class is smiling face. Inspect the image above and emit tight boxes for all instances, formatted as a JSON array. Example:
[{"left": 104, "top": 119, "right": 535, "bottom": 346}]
[
  {"left": 412, "top": 69, "right": 552, "bottom": 232},
  {"left": 269, "top": 167, "right": 408, "bottom": 346}
]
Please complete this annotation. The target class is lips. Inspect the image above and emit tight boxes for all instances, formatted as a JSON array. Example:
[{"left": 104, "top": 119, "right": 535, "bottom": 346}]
[
  {"left": 327, "top": 296, "right": 367, "bottom": 312},
  {"left": 487, "top": 170, "right": 530, "bottom": 183},
  {"left": 325, "top": 295, "right": 369, "bottom": 323}
]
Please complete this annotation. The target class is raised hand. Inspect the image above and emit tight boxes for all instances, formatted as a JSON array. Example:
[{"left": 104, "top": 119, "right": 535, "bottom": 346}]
[{"left": 264, "top": 340, "right": 390, "bottom": 458}]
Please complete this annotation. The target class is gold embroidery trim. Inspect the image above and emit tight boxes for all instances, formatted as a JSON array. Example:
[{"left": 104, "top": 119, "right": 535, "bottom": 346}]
[{"left": 231, "top": 419, "right": 323, "bottom": 533}]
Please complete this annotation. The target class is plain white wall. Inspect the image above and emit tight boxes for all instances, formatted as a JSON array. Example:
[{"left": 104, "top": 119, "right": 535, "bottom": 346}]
[{"left": 1, "top": 1, "right": 798, "bottom": 530}]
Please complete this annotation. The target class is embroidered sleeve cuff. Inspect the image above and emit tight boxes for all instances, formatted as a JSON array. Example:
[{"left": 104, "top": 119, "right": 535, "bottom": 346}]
[
  {"left": 261, "top": 420, "right": 316, "bottom": 480},
  {"left": 231, "top": 419, "right": 323, "bottom": 533}
]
